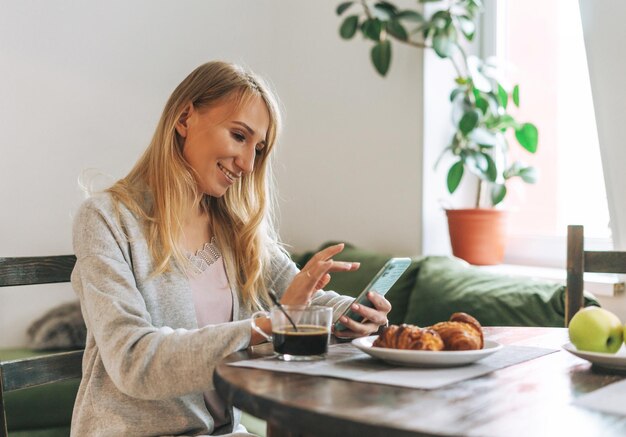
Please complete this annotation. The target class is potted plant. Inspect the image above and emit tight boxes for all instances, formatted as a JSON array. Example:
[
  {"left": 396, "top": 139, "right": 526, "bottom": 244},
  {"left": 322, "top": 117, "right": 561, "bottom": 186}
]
[{"left": 335, "top": 0, "right": 539, "bottom": 265}]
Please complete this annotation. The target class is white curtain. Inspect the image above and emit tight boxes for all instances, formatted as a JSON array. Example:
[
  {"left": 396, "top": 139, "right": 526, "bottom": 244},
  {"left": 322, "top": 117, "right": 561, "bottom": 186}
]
[{"left": 579, "top": 0, "right": 626, "bottom": 250}]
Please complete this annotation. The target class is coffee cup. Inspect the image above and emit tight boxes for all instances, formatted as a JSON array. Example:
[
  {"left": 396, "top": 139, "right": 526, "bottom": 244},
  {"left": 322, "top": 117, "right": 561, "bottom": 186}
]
[{"left": 251, "top": 305, "right": 332, "bottom": 361}]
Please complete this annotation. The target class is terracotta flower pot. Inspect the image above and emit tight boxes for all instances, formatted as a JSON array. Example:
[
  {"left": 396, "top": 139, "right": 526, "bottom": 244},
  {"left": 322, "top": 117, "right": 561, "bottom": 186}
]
[{"left": 445, "top": 209, "right": 507, "bottom": 266}]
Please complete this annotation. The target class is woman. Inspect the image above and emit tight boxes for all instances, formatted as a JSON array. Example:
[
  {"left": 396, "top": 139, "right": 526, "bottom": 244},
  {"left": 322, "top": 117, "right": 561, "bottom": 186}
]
[{"left": 71, "top": 61, "right": 391, "bottom": 436}]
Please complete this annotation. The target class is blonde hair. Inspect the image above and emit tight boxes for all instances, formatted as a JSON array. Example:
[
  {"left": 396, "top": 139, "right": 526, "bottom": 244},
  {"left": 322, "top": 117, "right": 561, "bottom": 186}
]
[{"left": 108, "top": 61, "right": 282, "bottom": 310}]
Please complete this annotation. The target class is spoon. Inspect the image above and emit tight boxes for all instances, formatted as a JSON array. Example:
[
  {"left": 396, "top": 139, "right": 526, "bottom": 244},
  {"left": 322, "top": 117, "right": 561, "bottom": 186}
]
[{"left": 268, "top": 290, "right": 299, "bottom": 332}]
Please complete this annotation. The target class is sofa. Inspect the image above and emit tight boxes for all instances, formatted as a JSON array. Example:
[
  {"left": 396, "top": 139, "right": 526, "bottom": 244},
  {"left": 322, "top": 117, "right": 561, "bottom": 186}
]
[{"left": 2, "top": 243, "right": 599, "bottom": 436}]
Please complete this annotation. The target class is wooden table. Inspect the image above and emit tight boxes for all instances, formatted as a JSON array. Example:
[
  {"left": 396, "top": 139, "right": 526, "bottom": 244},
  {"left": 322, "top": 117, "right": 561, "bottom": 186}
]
[{"left": 214, "top": 327, "right": 626, "bottom": 437}]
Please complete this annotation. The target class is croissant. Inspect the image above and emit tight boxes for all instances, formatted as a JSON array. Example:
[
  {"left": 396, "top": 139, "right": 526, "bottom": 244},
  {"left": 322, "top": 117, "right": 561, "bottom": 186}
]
[
  {"left": 429, "top": 312, "right": 484, "bottom": 351},
  {"left": 373, "top": 324, "right": 444, "bottom": 351}
]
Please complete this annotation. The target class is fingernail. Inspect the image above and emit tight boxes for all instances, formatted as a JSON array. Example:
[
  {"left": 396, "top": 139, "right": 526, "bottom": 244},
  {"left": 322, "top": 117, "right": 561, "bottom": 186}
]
[
  {"left": 352, "top": 303, "right": 359, "bottom": 310},
  {"left": 341, "top": 316, "right": 347, "bottom": 323}
]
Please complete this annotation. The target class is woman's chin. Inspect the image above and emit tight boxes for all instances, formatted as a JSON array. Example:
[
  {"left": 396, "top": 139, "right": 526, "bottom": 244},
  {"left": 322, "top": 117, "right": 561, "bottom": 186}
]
[{"left": 205, "top": 189, "right": 228, "bottom": 198}]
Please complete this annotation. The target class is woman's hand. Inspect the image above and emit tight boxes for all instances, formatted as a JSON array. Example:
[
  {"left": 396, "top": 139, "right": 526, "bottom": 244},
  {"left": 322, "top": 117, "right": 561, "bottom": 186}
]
[
  {"left": 281, "top": 243, "right": 360, "bottom": 306},
  {"left": 332, "top": 291, "right": 392, "bottom": 339}
]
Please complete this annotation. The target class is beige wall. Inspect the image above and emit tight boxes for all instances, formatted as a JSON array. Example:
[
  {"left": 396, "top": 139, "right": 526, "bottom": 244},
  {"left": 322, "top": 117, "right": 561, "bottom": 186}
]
[{"left": 0, "top": 0, "right": 423, "bottom": 347}]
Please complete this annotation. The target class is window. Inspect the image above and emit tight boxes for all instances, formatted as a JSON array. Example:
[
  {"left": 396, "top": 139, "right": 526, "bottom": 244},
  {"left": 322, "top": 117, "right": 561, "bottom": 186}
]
[{"left": 486, "top": 0, "right": 612, "bottom": 267}]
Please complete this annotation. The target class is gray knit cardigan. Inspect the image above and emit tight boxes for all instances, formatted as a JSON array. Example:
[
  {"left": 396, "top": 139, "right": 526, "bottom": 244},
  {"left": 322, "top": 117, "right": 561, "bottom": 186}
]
[{"left": 70, "top": 193, "right": 351, "bottom": 436}]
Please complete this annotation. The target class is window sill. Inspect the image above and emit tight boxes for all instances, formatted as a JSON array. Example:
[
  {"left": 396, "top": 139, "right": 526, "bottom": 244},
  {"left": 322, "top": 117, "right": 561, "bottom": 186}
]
[{"left": 476, "top": 264, "right": 625, "bottom": 297}]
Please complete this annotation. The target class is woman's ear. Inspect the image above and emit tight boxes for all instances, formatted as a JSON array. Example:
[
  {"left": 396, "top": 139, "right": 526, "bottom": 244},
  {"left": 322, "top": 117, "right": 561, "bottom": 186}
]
[{"left": 175, "top": 103, "right": 194, "bottom": 138}]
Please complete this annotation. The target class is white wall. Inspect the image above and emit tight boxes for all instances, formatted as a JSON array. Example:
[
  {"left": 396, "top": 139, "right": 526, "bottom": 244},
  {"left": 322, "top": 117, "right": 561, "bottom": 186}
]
[{"left": 0, "top": 0, "right": 422, "bottom": 346}]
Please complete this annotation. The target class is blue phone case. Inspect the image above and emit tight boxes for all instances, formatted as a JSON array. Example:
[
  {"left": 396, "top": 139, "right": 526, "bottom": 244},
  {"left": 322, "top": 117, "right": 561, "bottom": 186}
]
[{"left": 334, "top": 257, "right": 411, "bottom": 331}]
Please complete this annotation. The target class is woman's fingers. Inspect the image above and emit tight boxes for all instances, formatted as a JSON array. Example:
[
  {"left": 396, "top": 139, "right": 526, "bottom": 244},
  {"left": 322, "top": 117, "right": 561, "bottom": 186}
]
[
  {"left": 302, "top": 260, "right": 333, "bottom": 285},
  {"left": 298, "top": 261, "right": 358, "bottom": 292},
  {"left": 315, "top": 273, "right": 331, "bottom": 290},
  {"left": 310, "top": 243, "right": 345, "bottom": 262},
  {"left": 348, "top": 302, "right": 388, "bottom": 326},
  {"left": 333, "top": 292, "right": 392, "bottom": 338},
  {"left": 302, "top": 243, "right": 359, "bottom": 278},
  {"left": 367, "top": 291, "right": 392, "bottom": 313},
  {"left": 333, "top": 317, "right": 377, "bottom": 338},
  {"left": 282, "top": 243, "right": 360, "bottom": 305},
  {"left": 282, "top": 261, "right": 330, "bottom": 305},
  {"left": 327, "top": 261, "right": 360, "bottom": 272},
  {"left": 299, "top": 243, "right": 359, "bottom": 288},
  {"left": 341, "top": 292, "right": 391, "bottom": 326}
]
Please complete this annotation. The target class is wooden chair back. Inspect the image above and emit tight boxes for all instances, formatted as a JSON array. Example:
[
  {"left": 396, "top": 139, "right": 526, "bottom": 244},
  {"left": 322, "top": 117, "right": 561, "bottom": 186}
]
[
  {"left": 0, "top": 255, "right": 83, "bottom": 437},
  {"left": 566, "top": 225, "right": 626, "bottom": 325}
]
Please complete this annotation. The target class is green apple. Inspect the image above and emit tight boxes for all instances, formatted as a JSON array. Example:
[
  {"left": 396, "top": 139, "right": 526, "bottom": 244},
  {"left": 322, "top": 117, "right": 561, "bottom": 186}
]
[{"left": 568, "top": 307, "right": 623, "bottom": 354}]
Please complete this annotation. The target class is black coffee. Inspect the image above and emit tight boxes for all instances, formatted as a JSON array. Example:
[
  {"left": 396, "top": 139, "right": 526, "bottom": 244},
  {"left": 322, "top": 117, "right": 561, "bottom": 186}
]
[{"left": 273, "top": 325, "right": 329, "bottom": 356}]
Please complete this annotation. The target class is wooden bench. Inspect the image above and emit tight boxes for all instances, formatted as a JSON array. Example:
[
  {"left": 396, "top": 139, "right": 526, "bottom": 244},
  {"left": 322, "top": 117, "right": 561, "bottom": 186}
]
[{"left": 0, "top": 256, "right": 82, "bottom": 437}]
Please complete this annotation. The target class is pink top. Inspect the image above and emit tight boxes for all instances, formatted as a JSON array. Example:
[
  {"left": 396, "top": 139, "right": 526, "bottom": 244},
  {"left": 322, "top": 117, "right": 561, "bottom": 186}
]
[
  {"left": 188, "top": 257, "right": 233, "bottom": 326},
  {"left": 187, "top": 242, "right": 233, "bottom": 430}
]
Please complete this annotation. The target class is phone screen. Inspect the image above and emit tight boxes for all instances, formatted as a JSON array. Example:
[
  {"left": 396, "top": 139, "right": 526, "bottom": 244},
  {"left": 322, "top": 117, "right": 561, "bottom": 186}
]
[{"left": 334, "top": 257, "right": 411, "bottom": 331}]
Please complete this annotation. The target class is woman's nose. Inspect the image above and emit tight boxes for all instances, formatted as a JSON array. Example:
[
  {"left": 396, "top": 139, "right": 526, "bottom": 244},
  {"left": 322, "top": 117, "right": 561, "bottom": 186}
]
[{"left": 234, "top": 146, "right": 256, "bottom": 174}]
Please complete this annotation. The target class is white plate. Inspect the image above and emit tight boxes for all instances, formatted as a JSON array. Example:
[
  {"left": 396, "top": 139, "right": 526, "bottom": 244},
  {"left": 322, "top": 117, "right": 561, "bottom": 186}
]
[
  {"left": 352, "top": 335, "right": 503, "bottom": 367},
  {"left": 562, "top": 342, "right": 626, "bottom": 371}
]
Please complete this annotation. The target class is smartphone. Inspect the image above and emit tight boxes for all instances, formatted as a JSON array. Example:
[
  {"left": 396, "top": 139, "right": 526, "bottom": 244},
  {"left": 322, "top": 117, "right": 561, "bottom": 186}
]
[{"left": 334, "top": 257, "right": 411, "bottom": 332}]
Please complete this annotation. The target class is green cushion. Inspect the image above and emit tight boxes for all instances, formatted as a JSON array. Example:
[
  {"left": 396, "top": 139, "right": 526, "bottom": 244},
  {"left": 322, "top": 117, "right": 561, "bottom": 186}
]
[
  {"left": 9, "top": 425, "right": 71, "bottom": 437},
  {"left": 1, "top": 349, "right": 79, "bottom": 432},
  {"left": 0, "top": 349, "right": 57, "bottom": 361},
  {"left": 404, "top": 256, "right": 600, "bottom": 327},
  {"left": 292, "top": 242, "right": 421, "bottom": 325}
]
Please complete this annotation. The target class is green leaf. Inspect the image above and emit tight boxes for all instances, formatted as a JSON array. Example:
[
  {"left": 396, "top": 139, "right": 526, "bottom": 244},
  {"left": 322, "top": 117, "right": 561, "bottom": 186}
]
[
  {"left": 515, "top": 123, "right": 539, "bottom": 153},
  {"left": 471, "top": 127, "right": 499, "bottom": 147},
  {"left": 470, "top": 0, "right": 484, "bottom": 10},
  {"left": 362, "top": 18, "right": 383, "bottom": 41},
  {"left": 458, "top": 15, "right": 475, "bottom": 40},
  {"left": 495, "top": 114, "right": 517, "bottom": 130},
  {"left": 431, "top": 10, "right": 451, "bottom": 29},
  {"left": 447, "top": 160, "right": 464, "bottom": 193},
  {"left": 470, "top": 64, "right": 491, "bottom": 92},
  {"left": 396, "top": 10, "right": 423, "bottom": 22},
  {"left": 475, "top": 96, "right": 488, "bottom": 114},
  {"left": 336, "top": 1, "right": 354, "bottom": 15},
  {"left": 459, "top": 110, "right": 479, "bottom": 135},
  {"left": 484, "top": 92, "right": 501, "bottom": 114},
  {"left": 450, "top": 87, "right": 464, "bottom": 102},
  {"left": 432, "top": 33, "right": 453, "bottom": 58},
  {"left": 483, "top": 153, "right": 498, "bottom": 182},
  {"left": 387, "top": 20, "right": 408, "bottom": 41},
  {"left": 371, "top": 40, "right": 392, "bottom": 76},
  {"left": 520, "top": 166, "right": 538, "bottom": 183},
  {"left": 491, "top": 184, "right": 507, "bottom": 205},
  {"left": 504, "top": 161, "right": 522, "bottom": 179},
  {"left": 422, "top": 23, "right": 434, "bottom": 40},
  {"left": 445, "top": 21, "right": 457, "bottom": 42},
  {"left": 497, "top": 83, "right": 508, "bottom": 109},
  {"left": 373, "top": 4, "right": 393, "bottom": 20},
  {"left": 512, "top": 85, "right": 520, "bottom": 107},
  {"left": 374, "top": 1, "right": 397, "bottom": 15},
  {"left": 465, "top": 150, "right": 489, "bottom": 177},
  {"left": 340, "top": 15, "right": 359, "bottom": 39}
]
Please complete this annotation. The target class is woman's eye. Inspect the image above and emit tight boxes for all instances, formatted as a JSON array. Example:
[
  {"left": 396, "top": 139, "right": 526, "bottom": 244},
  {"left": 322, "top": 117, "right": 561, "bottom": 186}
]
[{"left": 232, "top": 132, "right": 246, "bottom": 143}]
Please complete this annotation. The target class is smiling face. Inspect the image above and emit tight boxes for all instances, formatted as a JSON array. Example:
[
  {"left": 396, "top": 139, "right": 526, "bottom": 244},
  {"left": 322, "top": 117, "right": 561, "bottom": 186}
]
[{"left": 176, "top": 94, "right": 270, "bottom": 197}]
